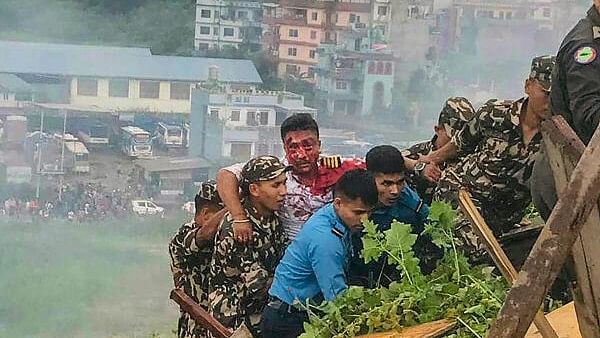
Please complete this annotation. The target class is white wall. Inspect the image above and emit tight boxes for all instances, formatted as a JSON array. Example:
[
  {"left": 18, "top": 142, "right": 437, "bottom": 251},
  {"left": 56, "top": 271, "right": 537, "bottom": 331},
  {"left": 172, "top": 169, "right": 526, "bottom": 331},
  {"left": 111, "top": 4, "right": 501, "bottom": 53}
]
[{"left": 70, "top": 77, "right": 192, "bottom": 113}]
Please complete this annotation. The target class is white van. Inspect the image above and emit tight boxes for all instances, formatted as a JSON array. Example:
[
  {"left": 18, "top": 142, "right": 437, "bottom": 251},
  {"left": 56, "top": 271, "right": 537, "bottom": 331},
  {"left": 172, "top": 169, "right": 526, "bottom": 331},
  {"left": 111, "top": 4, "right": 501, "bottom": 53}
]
[{"left": 131, "top": 200, "right": 165, "bottom": 217}]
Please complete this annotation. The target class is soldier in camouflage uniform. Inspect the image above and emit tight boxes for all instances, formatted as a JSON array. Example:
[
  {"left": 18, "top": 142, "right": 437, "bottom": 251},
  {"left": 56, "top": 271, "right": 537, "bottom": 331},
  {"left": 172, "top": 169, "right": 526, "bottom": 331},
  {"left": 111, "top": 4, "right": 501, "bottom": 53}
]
[
  {"left": 401, "top": 97, "right": 476, "bottom": 204},
  {"left": 421, "top": 56, "right": 556, "bottom": 259},
  {"left": 208, "top": 156, "right": 289, "bottom": 336},
  {"left": 169, "top": 182, "right": 224, "bottom": 338}
]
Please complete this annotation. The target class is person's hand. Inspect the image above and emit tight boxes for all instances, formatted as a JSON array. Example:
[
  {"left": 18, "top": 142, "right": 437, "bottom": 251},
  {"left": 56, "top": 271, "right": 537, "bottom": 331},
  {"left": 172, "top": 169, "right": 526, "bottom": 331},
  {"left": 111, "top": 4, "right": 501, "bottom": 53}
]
[
  {"left": 233, "top": 220, "right": 253, "bottom": 245},
  {"left": 422, "top": 163, "right": 442, "bottom": 183}
]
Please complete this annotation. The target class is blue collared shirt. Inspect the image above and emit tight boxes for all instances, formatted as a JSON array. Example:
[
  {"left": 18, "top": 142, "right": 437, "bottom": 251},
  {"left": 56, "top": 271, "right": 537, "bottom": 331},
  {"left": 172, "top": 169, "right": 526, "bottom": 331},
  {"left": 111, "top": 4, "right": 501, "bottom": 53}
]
[
  {"left": 370, "top": 185, "right": 429, "bottom": 233},
  {"left": 269, "top": 203, "right": 351, "bottom": 305},
  {"left": 348, "top": 186, "right": 430, "bottom": 286}
]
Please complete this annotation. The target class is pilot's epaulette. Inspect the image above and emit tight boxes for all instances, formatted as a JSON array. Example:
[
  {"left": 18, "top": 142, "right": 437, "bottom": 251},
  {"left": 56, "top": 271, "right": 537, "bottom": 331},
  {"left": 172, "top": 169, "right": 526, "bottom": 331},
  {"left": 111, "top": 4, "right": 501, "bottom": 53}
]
[
  {"left": 331, "top": 227, "right": 344, "bottom": 238},
  {"left": 320, "top": 155, "right": 342, "bottom": 169}
]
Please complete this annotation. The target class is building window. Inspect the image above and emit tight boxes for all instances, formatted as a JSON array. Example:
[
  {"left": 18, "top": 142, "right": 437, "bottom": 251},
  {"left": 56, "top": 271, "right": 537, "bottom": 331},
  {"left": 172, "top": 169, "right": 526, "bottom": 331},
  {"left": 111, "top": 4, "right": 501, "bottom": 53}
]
[
  {"left": 247, "top": 111, "right": 258, "bottom": 126},
  {"left": 276, "top": 111, "right": 287, "bottom": 125},
  {"left": 170, "top": 82, "right": 190, "bottom": 100},
  {"left": 200, "top": 26, "right": 211, "bottom": 35},
  {"left": 384, "top": 62, "right": 392, "bottom": 75},
  {"left": 336, "top": 81, "right": 348, "bottom": 90},
  {"left": 368, "top": 61, "right": 376, "bottom": 74},
  {"left": 230, "top": 143, "right": 252, "bottom": 159},
  {"left": 543, "top": 8, "right": 551, "bottom": 18},
  {"left": 223, "top": 27, "right": 235, "bottom": 37},
  {"left": 289, "top": 29, "right": 299, "bottom": 37},
  {"left": 238, "top": 10, "right": 248, "bottom": 19},
  {"left": 309, "top": 50, "right": 316, "bottom": 59},
  {"left": 109, "top": 78, "right": 129, "bottom": 98},
  {"left": 139, "top": 80, "right": 160, "bottom": 99},
  {"left": 200, "top": 9, "right": 211, "bottom": 18},
  {"left": 349, "top": 14, "right": 356, "bottom": 23},
  {"left": 210, "top": 109, "right": 219, "bottom": 118},
  {"left": 77, "top": 77, "right": 98, "bottom": 96},
  {"left": 377, "top": 62, "right": 384, "bottom": 74},
  {"left": 259, "top": 111, "right": 269, "bottom": 125},
  {"left": 288, "top": 47, "right": 297, "bottom": 56},
  {"left": 307, "top": 67, "right": 315, "bottom": 78},
  {"left": 498, "top": 11, "right": 504, "bottom": 19},
  {"left": 310, "top": 30, "right": 317, "bottom": 40},
  {"left": 286, "top": 64, "right": 298, "bottom": 75},
  {"left": 230, "top": 110, "right": 240, "bottom": 121},
  {"left": 2, "top": 93, "right": 8, "bottom": 100},
  {"left": 506, "top": 11, "right": 512, "bottom": 19},
  {"left": 311, "top": 12, "right": 318, "bottom": 21},
  {"left": 378, "top": 6, "right": 388, "bottom": 16}
]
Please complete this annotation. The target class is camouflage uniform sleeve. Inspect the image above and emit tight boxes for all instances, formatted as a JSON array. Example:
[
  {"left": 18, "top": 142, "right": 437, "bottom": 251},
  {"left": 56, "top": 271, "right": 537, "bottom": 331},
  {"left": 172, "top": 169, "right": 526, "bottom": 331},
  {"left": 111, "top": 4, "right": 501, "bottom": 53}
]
[
  {"left": 209, "top": 220, "right": 270, "bottom": 329},
  {"left": 168, "top": 223, "right": 195, "bottom": 288},
  {"left": 451, "top": 107, "right": 486, "bottom": 154},
  {"left": 209, "top": 221, "right": 243, "bottom": 328}
]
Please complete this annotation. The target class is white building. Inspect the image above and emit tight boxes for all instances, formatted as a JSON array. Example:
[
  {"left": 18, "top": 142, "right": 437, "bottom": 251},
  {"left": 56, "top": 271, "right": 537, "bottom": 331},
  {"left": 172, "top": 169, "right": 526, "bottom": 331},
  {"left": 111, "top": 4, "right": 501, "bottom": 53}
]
[
  {"left": 371, "top": 0, "right": 393, "bottom": 42},
  {"left": 190, "top": 87, "right": 317, "bottom": 161},
  {"left": 0, "top": 40, "right": 262, "bottom": 115},
  {"left": 194, "top": 0, "right": 263, "bottom": 51}
]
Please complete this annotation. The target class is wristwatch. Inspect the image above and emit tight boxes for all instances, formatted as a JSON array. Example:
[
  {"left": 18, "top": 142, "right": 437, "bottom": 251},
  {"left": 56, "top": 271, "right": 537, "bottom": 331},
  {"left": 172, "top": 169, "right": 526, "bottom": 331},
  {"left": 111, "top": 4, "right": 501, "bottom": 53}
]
[{"left": 414, "top": 162, "right": 427, "bottom": 176}]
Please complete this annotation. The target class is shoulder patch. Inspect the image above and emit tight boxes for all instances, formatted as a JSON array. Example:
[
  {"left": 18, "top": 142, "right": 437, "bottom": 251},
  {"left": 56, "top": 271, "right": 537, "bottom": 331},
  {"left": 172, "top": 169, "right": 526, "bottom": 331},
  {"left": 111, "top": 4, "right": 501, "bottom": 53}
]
[{"left": 574, "top": 46, "right": 597, "bottom": 65}]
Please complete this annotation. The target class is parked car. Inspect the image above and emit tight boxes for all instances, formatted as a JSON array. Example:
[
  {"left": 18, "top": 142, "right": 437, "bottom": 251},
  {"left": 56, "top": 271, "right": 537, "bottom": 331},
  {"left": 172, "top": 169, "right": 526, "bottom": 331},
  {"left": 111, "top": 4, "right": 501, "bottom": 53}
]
[{"left": 131, "top": 200, "right": 164, "bottom": 217}]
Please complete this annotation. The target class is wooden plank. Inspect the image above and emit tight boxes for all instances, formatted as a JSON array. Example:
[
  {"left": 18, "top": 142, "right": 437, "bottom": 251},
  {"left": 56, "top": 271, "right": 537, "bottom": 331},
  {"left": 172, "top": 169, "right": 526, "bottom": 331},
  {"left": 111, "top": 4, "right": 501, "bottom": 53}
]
[
  {"left": 356, "top": 319, "right": 456, "bottom": 338},
  {"left": 542, "top": 117, "right": 600, "bottom": 338},
  {"left": 457, "top": 190, "right": 558, "bottom": 338},
  {"left": 526, "top": 302, "right": 582, "bottom": 338},
  {"left": 170, "top": 288, "right": 233, "bottom": 338},
  {"left": 487, "top": 116, "right": 600, "bottom": 338}
]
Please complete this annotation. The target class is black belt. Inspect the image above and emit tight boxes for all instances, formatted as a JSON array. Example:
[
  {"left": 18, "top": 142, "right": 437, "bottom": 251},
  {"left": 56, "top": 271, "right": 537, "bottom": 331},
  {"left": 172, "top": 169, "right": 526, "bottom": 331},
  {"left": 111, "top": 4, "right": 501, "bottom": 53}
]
[{"left": 267, "top": 296, "right": 306, "bottom": 314}]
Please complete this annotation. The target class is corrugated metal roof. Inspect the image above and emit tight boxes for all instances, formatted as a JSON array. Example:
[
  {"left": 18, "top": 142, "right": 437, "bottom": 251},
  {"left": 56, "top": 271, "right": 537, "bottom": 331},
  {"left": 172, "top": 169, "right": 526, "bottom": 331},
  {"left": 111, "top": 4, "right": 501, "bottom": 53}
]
[
  {"left": 0, "top": 40, "right": 152, "bottom": 56},
  {"left": 64, "top": 141, "right": 89, "bottom": 154},
  {"left": 0, "top": 73, "right": 32, "bottom": 92},
  {"left": 0, "top": 40, "right": 263, "bottom": 84},
  {"left": 135, "top": 156, "right": 211, "bottom": 172}
]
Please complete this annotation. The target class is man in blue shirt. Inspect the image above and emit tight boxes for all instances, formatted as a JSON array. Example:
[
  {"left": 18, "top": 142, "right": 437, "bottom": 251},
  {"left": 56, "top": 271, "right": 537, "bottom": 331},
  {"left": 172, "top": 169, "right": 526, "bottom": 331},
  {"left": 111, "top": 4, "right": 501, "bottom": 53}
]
[
  {"left": 349, "top": 145, "right": 441, "bottom": 287},
  {"left": 261, "top": 169, "right": 379, "bottom": 338}
]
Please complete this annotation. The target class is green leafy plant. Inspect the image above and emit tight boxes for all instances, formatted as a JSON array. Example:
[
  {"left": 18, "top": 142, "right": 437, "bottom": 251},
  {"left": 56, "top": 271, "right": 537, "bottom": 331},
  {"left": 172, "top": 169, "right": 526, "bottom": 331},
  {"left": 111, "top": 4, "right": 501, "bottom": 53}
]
[{"left": 300, "top": 201, "right": 508, "bottom": 338}]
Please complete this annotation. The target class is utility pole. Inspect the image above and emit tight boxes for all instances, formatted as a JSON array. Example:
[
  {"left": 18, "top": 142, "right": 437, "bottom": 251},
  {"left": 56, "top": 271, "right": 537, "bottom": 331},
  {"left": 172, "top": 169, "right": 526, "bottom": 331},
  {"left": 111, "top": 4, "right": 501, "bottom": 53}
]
[
  {"left": 35, "top": 110, "right": 45, "bottom": 199},
  {"left": 58, "top": 110, "right": 67, "bottom": 202}
]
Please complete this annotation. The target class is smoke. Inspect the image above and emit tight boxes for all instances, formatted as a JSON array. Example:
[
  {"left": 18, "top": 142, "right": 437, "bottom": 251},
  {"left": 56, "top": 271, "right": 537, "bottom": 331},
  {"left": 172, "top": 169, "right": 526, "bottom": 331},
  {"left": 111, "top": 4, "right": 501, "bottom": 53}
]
[{"left": 0, "top": 215, "right": 182, "bottom": 338}]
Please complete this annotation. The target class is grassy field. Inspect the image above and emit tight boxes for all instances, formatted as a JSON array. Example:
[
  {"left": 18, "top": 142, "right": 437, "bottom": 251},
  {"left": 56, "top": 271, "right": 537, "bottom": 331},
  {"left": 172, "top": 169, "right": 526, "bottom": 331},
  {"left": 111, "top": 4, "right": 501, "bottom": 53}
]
[{"left": 0, "top": 214, "right": 188, "bottom": 338}]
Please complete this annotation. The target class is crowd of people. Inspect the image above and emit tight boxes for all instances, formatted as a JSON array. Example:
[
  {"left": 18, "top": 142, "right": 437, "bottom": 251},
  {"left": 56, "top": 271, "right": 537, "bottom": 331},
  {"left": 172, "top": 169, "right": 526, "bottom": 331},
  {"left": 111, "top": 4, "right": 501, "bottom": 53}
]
[
  {"left": 1, "top": 182, "right": 144, "bottom": 222},
  {"left": 168, "top": 3, "right": 600, "bottom": 335}
]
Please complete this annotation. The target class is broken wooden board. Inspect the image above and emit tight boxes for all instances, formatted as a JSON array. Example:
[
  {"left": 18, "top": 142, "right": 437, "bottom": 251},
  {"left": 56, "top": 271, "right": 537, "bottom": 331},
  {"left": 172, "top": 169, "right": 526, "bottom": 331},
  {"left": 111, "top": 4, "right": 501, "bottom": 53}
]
[
  {"left": 526, "top": 302, "right": 582, "bottom": 338},
  {"left": 356, "top": 319, "right": 456, "bottom": 338},
  {"left": 487, "top": 116, "right": 600, "bottom": 337}
]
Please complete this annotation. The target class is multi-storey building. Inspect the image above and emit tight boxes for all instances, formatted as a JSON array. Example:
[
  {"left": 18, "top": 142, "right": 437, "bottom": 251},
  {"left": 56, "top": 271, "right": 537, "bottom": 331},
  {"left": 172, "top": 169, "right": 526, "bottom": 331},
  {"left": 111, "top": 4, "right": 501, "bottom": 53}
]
[
  {"left": 316, "top": 43, "right": 395, "bottom": 117},
  {"left": 190, "top": 86, "right": 317, "bottom": 161},
  {"left": 371, "top": 0, "right": 392, "bottom": 42},
  {"left": 263, "top": 0, "right": 379, "bottom": 83},
  {"left": 436, "top": 0, "right": 561, "bottom": 56},
  {"left": 194, "top": 0, "right": 263, "bottom": 51}
]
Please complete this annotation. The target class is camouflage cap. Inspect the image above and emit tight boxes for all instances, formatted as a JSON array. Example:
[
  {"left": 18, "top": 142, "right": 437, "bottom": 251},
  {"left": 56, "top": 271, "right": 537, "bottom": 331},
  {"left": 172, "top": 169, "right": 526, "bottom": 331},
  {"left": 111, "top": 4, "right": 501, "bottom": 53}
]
[
  {"left": 196, "top": 181, "right": 222, "bottom": 205},
  {"left": 529, "top": 55, "right": 556, "bottom": 91},
  {"left": 438, "top": 97, "right": 476, "bottom": 137},
  {"left": 241, "top": 155, "right": 291, "bottom": 184}
]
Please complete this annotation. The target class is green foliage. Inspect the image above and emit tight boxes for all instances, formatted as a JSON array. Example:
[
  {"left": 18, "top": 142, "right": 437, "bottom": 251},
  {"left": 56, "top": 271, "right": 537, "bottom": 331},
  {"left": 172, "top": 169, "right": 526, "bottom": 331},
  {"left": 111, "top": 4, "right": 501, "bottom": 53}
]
[{"left": 300, "top": 202, "right": 508, "bottom": 338}]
